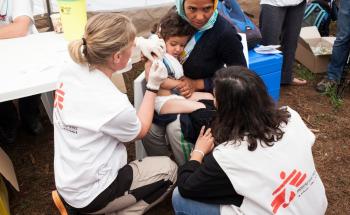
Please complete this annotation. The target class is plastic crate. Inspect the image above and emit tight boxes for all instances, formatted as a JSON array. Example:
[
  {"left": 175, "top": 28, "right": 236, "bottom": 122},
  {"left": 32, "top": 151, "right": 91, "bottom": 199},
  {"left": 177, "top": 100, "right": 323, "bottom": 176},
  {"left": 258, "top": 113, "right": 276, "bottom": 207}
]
[{"left": 248, "top": 50, "right": 283, "bottom": 101}]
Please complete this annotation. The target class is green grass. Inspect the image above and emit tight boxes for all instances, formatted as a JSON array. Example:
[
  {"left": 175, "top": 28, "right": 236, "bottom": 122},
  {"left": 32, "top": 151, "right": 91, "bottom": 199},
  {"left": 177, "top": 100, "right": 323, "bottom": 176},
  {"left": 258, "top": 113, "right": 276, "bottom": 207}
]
[
  {"left": 295, "top": 64, "right": 315, "bottom": 81},
  {"left": 323, "top": 85, "right": 344, "bottom": 109}
]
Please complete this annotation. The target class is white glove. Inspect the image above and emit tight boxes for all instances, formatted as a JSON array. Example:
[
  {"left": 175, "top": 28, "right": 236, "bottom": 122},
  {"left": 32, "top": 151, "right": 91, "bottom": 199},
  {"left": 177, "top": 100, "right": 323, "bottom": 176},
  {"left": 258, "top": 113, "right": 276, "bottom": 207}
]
[
  {"left": 136, "top": 36, "right": 166, "bottom": 62},
  {"left": 146, "top": 60, "right": 168, "bottom": 91}
]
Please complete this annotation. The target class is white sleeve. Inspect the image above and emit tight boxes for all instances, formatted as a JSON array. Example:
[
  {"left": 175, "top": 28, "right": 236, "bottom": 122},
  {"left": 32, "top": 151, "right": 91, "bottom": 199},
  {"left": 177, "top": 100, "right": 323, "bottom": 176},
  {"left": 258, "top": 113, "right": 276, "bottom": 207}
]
[
  {"left": 12, "top": 0, "right": 34, "bottom": 21},
  {"left": 100, "top": 106, "right": 141, "bottom": 143}
]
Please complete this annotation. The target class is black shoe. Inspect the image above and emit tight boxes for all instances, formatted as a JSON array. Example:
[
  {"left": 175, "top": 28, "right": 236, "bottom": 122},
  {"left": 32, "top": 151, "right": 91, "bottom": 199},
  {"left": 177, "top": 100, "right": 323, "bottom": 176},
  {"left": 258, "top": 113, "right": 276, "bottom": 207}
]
[
  {"left": 23, "top": 118, "right": 43, "bottom": 135},
  {"left": 316, "top": 78, "right": 337, "bottom": 93},
  {"left": 0, "top": 124, "right": 17, "bottom": 145}
]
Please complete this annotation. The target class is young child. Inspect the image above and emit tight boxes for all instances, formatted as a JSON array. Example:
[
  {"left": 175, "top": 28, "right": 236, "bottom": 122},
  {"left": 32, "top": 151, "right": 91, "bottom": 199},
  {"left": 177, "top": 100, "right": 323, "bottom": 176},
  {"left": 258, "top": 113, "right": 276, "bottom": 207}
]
[{"left": 145, "top": 10, "right": 214, "bottom": 115}]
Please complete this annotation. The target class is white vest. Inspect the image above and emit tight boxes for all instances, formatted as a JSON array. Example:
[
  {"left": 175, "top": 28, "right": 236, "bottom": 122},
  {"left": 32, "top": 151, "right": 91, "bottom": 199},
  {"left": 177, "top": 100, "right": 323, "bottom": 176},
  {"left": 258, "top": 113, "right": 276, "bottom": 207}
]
[
  {"left": 260, "top": 0, "right": 304, "bottom": 7},
  {"left": 213, "top": 107, "right": 327, "bottom": 215}
]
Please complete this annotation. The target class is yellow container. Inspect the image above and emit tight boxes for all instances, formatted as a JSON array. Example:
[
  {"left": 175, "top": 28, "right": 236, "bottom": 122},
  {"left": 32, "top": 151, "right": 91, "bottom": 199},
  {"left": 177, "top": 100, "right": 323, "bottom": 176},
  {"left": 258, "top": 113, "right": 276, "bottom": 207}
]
[
  {"left": 0, "top": 176, "right": 10, "bottom": 215},
  {"left": 57, "top": 0, "right": 87, "bottom": 41}
]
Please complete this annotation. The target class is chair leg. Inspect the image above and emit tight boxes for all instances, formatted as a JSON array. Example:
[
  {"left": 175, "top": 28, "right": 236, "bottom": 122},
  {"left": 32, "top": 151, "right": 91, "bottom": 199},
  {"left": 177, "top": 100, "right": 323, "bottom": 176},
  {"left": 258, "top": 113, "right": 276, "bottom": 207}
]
[{"left": 52, "top": 190, "right": 68, "bottom": 215}]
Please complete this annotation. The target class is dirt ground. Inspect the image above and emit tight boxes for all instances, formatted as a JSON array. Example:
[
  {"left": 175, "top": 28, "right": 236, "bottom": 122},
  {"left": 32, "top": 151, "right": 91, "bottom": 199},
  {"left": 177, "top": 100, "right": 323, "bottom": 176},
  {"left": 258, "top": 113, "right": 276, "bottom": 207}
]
[{"left": 2, "top": 1, "right": 350, "bottom": 215}]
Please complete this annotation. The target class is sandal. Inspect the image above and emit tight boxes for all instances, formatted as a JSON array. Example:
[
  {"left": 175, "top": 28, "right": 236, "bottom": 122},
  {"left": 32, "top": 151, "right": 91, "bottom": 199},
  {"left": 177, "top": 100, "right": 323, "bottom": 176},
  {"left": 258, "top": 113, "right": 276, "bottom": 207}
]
[{"left": 291, "top": 77, "right": 307, "bottom": 86}]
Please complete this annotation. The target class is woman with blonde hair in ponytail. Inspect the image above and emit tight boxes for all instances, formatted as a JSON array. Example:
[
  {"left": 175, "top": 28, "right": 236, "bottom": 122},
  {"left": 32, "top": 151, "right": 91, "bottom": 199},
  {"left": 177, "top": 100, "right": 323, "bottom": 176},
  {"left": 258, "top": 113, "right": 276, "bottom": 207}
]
[{"left": 52, "top": 13, "right": 177, "bottom": 215}]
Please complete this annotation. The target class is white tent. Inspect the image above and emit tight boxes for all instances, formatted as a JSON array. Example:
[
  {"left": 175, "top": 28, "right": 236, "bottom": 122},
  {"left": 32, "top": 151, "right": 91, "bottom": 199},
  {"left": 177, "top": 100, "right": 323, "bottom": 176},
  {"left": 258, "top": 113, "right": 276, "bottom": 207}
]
[
  {"left": 33, "top": 0, "right": 175, "bottom": 36},
  {"left": 33, "top": 0, "right": 175, "bottom": 15}
]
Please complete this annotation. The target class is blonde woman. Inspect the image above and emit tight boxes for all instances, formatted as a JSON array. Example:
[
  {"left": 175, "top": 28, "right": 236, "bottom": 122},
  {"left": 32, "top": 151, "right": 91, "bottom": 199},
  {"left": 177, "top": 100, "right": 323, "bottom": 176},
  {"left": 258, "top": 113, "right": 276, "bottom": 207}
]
[{"left": 52, "top": 13, "right": 177, "bottom": 214}]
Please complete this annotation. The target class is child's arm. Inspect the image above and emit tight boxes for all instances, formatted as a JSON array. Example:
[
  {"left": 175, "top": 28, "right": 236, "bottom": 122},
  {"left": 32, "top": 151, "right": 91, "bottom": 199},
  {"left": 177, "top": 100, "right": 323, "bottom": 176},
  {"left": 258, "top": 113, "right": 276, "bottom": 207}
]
[
  {"left": 160, "top": 78, "right": 181, "bottom": 90},
  {"left": 145, "top": 60, "right": 181, "bottom": 90}
]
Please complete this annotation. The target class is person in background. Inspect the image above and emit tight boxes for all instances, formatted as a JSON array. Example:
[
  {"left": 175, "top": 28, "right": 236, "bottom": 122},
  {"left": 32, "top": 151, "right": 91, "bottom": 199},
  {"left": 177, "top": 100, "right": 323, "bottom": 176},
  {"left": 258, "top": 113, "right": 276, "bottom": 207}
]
[
  {"left": 145, "top": 9, "right": 214, "bottom": 115},
  {"left": 316, "top": 0, "right": 350, "bottom": 93},
  {"left": 0, "top": 0, "right": 42, "bottom": 145},
  {"left": 172, "top": 66, "right": 328, "bottom": 215},
  {"left": 52, "top": 13, "right": 177, "bottom": 215},
  {"left": 259, "top": 0, "right": 307, "bottom": 86},
  {"left": 143, "top": 0, "right": 246, "bottom": 165}
]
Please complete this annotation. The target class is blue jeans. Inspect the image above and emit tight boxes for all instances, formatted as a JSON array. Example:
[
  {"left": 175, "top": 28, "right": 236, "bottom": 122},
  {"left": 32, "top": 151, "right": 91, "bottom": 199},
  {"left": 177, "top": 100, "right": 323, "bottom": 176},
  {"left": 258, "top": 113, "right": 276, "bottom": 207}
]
[
  {"left": 172, "top": 187, "right": 220, "bottom": 215},
  {"left": 327, "top": 0, "right": 350, "bottom": 83}
]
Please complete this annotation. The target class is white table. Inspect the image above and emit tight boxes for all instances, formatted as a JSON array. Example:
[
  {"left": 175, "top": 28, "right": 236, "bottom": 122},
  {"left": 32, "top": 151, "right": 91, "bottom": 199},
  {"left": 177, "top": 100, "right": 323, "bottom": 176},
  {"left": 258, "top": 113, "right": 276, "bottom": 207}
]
[
  {"left": 0, "top": 32, "right": 69, "bottom": 102},
  {"left": 0, "top": 32, "right": 69, "bottom": 122}
]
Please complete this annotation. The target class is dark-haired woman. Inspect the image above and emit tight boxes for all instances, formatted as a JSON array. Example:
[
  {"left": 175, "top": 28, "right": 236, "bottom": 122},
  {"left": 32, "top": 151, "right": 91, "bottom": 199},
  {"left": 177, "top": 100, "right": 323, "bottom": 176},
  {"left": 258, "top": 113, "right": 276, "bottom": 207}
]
[{"left": 172, "top": 66, "right": 327, "bottom": 215}]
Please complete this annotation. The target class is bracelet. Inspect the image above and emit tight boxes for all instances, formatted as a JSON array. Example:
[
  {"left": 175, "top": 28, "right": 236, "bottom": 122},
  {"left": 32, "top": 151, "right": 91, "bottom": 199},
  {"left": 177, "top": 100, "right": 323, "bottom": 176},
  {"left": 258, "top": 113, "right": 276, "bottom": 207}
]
[
  {"left": 192, "top": 149, "right": 205, "bottom": 158},
  {"left": 146, "top": 87, "right": 158, "bottom": 94}
]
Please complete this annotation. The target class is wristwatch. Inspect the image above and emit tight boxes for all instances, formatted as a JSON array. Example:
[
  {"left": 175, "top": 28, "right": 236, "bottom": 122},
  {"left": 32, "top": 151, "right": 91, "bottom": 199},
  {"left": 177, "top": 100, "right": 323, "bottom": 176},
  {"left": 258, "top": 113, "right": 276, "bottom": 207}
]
[{"left": 145, "top": 87, "right": 158, "bottom": 94}]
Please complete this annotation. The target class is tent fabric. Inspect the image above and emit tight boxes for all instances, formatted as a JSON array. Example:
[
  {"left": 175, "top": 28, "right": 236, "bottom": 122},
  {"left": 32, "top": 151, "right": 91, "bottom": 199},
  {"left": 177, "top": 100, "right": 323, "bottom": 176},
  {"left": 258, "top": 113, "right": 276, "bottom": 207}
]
[{"left": 33, "top": 0, "right": 175, "bottom": 15}]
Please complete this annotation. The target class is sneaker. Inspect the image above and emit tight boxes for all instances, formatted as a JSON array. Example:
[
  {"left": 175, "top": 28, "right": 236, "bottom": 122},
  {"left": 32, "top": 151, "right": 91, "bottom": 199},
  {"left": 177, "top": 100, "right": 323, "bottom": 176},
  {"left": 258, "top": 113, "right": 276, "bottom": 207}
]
[{"left": 316, "top": 78, "right": 337, "bottom": 93}]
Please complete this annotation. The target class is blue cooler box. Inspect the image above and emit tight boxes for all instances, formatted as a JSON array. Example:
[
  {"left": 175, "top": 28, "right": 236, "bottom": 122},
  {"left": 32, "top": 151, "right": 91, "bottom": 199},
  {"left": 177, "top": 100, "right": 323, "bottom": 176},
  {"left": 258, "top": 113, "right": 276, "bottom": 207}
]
[{"left": 248, "top": 50, "right": 283, "bottom": 101}]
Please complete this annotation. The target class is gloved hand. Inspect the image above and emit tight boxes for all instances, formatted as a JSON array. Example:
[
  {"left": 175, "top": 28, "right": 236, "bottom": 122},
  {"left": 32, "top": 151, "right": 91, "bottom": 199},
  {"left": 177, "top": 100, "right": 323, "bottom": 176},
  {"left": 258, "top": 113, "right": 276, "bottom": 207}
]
[
  {"left": 135, "top": 36, "right": 166, "bottom": 62},
  {"left": 146, "top": 60, "right": 168, "bottom": 91}
]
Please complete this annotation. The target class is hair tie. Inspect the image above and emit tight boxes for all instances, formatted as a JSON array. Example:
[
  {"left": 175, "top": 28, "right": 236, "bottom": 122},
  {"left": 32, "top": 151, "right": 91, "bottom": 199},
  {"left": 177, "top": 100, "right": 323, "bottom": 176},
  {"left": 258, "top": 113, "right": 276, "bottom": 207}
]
[{"left": 82, "top": 38, "right": 87, "bottom": 45}]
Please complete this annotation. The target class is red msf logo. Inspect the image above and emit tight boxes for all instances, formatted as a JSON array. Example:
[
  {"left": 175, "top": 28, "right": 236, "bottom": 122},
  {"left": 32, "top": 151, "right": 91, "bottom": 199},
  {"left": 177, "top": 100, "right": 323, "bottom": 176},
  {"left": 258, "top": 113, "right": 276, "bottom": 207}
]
[
  {"left": 54, "top": 83, "right": 65, "bottom": 110},
  {"left": 271, "top": 169, "right": 307, "bottom": 214}
]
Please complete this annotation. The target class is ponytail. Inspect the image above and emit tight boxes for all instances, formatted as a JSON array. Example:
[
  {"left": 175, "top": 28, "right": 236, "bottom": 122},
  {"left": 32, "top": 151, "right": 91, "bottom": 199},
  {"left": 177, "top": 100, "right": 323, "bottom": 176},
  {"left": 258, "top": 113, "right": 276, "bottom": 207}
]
[{"left": 68, "top": 39, "right": 87, "bottom": 65}]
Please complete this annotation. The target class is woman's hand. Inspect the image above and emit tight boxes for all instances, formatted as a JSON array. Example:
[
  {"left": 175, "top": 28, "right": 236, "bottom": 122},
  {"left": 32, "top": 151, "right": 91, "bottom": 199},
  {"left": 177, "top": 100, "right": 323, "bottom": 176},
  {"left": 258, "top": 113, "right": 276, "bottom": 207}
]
[
  {"left": 191, "top": 127, "right": 214, "bottom": 163},
  {"left": 146, "top": 60, "right": 168, "bottom": 91},
  {"left": 176, "top": 77, "right": 195, "bottom": 98},
  {"left": 135, "top": 36, "right": 166, "bottom": 62},
  {"left": 144, "top": 59, "right": 152, "bottom": 81}
]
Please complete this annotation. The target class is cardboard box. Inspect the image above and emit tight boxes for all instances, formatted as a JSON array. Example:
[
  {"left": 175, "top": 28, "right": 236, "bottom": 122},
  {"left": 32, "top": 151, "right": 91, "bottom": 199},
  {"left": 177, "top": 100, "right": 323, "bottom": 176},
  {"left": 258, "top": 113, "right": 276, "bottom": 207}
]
[
  {"left": 0, "top": 147, "right": 20, "bottom": 215},
  {"left": 295, "top": 26, "right": 336, "bottom": 73}
]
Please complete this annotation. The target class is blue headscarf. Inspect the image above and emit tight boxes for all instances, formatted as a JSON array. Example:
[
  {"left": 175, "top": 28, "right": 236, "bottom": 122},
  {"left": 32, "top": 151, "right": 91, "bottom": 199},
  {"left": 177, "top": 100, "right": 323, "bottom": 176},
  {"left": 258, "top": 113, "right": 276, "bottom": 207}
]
[{"left": 175, "top": 0, "right": 219, "bottom": 32}]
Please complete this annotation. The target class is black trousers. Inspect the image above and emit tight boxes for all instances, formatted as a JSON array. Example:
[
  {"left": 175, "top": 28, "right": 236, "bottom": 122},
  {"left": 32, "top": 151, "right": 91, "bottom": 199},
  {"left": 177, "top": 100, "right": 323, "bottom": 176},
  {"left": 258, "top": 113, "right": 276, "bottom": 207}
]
[
  {"left": 259, "top": 1, "right": 306, "bottom": 84},
  {"left": 0, "top": 94, "right": 41, "bottom": 127}
]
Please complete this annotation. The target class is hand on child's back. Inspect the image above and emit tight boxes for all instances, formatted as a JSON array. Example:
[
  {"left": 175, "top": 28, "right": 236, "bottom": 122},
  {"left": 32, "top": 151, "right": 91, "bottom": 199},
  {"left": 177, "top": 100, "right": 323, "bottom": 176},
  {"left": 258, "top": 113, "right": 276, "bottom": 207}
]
[{"left": 195, "top": 126, "right": 215, "bottom": 155}]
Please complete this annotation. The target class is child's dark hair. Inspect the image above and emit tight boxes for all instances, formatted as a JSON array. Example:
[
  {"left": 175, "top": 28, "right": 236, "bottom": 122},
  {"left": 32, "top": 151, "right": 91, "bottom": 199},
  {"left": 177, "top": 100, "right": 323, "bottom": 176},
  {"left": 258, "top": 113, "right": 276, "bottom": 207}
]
[
  {"left": 155, "top": 8, "right": 196, "bottom": 41},
  {"left": 212, "top": 66, "right": 291, "bottom": 151}
]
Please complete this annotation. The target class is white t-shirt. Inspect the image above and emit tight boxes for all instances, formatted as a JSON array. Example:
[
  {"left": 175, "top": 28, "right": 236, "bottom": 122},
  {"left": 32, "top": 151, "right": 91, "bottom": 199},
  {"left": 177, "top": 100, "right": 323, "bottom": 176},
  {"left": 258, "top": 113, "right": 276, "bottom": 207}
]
[
  {"left": 214, "top": 107, "right": 327, "bottom": 215},
  {"left": 0, "top": 0, "right": 37, "bottom": 34},
  {"left": 260, "top": 0, "right": 304, "bottom": 7},
  {"left": 53, "top": 61, "right": 141, "bottom": 208}
]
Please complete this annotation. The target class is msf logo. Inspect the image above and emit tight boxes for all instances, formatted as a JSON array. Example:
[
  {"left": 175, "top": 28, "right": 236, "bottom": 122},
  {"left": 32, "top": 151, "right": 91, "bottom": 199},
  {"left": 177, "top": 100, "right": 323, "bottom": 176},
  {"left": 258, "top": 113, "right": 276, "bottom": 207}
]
[
  {"left": 54, "top": 83, "right": 65, "bottom": 110},
  {"left": 271, "top": 169, "right": 307, "bottom": 214}
]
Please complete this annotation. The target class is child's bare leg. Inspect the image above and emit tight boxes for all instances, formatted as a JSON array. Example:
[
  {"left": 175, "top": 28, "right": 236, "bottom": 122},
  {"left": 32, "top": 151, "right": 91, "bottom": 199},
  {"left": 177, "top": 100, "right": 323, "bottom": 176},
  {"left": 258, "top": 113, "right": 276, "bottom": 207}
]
[
  {"left": 160, "top": 99, "right": 205, "bottom": 114},
  {"left": 188, "top": 92, "right": 214, "bottom": 101}
]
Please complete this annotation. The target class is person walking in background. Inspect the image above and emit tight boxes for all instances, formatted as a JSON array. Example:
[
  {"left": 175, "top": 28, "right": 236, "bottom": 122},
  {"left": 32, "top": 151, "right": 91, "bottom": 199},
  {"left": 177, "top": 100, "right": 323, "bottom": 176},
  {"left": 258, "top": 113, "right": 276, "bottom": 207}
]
[
  {"left": 259, "top": 0, "right": 307, "bottom": 86},
  {"left": 52, "top": 13, "right": 177, "bottom": 215},
  {"left": 316, "top": 0, "right": 350, "bottom": 93},
  {"left": 0, "top": 0, "right": 43, "bottom": 145},
  {"left": 172, "top": 66, "right": 327, "bottom": 215}
]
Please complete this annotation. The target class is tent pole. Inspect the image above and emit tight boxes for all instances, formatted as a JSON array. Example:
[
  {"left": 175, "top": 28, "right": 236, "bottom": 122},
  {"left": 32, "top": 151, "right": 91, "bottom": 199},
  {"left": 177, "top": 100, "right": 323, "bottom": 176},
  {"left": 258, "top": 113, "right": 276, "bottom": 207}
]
[{"left": 46, "top": 0, "right": 54, "bottom": 31}]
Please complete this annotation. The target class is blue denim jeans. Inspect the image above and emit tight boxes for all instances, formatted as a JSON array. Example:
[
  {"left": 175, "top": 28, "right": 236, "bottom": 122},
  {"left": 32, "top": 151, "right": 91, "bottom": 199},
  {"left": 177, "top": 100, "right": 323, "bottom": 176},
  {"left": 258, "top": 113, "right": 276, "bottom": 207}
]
[
  {"left": 172, "top": 187, "right": 220, "bottom": 215},
  {"left": 327, "top": 0, "right": 350, "bottom": 83}
]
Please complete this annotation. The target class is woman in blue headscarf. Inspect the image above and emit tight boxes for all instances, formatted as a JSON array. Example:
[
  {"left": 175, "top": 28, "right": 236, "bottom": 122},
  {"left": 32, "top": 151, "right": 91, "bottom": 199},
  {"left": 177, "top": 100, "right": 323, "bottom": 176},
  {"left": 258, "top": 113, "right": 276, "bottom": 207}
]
[{"left": 143, "top": 0, "right": 247, "bottom": 165}]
